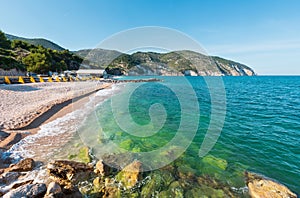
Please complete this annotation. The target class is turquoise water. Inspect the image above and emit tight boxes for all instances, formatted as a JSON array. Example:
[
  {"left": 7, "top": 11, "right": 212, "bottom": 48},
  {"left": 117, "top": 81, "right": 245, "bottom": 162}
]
[{"left": 81, "top": 76, "right": 299, "bottom": 195}]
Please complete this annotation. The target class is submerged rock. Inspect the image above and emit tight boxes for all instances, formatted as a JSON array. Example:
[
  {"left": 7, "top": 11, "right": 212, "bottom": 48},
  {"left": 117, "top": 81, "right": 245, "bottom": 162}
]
[
  {"left": 201, "top": 155, "right": 228, "bottom": 171},
  {"left": 245, "top": 172, "right": 297, "bottom": 198},
  {"left": 3, "top": 183, "right": 46, "bottom": 198},
  {"left": 116, "top": 160, "right": 142, "bottom": 189},
  {"left": 6, "top": 158, "right": 35, "bottom": 172},
  {"left": 185, "top": 185, "right": 225, "bottom": 198},
  {"left": 161, "top": 181, "right": 184, "bottom": 198}
]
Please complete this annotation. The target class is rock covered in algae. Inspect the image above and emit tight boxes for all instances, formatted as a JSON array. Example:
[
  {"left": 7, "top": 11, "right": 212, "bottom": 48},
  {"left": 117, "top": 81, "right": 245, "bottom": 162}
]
[
  {"left": 245, "top": 172, "right": 297, "bottom": 198},
  {"left": 159, "top": 181, "right": 184, "bottom": 198},
  {"left": 185, "top": 185, "right": 225, "bottom": 198},
  {"left": 201, "top": 155, "right": 228, "bottom": 171},
  {"left": 115, "top": 160, "right": 142, "bottom": 189}
]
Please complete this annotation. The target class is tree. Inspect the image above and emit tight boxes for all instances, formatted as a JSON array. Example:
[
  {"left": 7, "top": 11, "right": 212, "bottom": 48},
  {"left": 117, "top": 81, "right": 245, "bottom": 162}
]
[
  {"left": 0, "top": 30, "right": 11, "bottom": 49},
  {"left": 22, "top": 52, "right": 51, "bottom": 73}
]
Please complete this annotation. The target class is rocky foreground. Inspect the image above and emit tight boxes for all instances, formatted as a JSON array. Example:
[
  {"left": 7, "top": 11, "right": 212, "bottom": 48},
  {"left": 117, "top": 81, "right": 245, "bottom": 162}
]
[{"left": 0, "top": 152, "right": 297, "bottom": 198}]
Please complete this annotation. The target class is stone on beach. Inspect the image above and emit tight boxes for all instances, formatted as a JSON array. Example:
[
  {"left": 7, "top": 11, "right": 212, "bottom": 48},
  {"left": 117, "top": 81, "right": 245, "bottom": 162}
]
[
  {"left": 6, "top": 158, "right": 35, "bottom": 172},
  {"left": 3, "top": 183, "right": 47, "bottom": 198},
  {"left": 47, "top": 160, "right": 93, "bottom": 186},
  {"left": 245, "top": 172, "right": 297, "bottom": 198}
]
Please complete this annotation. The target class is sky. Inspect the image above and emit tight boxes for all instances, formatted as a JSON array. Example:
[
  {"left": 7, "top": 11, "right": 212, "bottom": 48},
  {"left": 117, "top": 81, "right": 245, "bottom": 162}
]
[{"left": 0, "top": 0, "right": 299, "bottom": 75}]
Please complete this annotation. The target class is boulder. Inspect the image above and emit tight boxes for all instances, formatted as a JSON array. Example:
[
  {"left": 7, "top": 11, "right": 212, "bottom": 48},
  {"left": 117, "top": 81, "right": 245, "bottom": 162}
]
[
  {"left": 3, "top": 183, "right": 46, "bottom": 198},
  {"left": 47, "top": 160, "right": 93, "bottom": 186},
  {"left": 94, "top": 160, "right": 112, "bottom": 177},
  {"left": 0, "top": 172, "right": 23, "bottom": 185},
  {"left": 7, "top": 158, "right": 35, "bottom": 172},
  {"left": 46, "top": 182, "right": 62, "bottom": 195},
  {"left": 245, "top": 172, "right": 297, "bottom": 198},
  {"left": 115, "top": 160, "right": 142, "bottom": 189}
]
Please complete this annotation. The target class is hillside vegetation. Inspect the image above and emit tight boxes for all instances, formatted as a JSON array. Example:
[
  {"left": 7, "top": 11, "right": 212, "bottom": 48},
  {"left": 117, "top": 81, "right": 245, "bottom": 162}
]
[{"left": 0, "top": 31, "right": 82, "bottom": 74}]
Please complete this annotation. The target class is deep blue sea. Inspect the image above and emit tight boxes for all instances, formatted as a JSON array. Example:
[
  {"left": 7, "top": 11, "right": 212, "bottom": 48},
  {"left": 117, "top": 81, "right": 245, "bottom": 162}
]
[{"left": 79, "top": 76, "right": 299, "bottom": 196}]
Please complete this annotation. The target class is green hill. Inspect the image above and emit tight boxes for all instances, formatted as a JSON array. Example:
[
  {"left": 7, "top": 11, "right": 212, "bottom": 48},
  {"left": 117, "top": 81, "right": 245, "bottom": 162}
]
[
  {"left": 0, "top": 31, "right": 82, "bottom": 74},
  {"left": 5, "top": 33, "right": 65, "bottom": 51}
]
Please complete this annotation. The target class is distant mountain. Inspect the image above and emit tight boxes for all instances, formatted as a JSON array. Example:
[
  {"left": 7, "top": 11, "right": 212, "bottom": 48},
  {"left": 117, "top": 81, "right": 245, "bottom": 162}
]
[
  {"left": 5, "top": 33, "right": 65, "bottom": 51},
  {"left": 75, "top": 48, "right": 256, "bottom": 76},
  {"left": 75, "top": 48, "right": 122, "bottom": 68}
]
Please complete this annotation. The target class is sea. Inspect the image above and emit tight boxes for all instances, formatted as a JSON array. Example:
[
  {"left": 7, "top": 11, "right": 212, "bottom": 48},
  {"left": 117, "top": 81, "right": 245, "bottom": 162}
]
[{"left": 6, "top": 76, "right": 300, "bottom": 196}]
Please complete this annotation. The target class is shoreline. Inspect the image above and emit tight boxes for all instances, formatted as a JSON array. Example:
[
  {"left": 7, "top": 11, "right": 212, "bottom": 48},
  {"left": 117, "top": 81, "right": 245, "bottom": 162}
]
[{"left": 0, "top": 82, "right": 112, "bottom": 166}]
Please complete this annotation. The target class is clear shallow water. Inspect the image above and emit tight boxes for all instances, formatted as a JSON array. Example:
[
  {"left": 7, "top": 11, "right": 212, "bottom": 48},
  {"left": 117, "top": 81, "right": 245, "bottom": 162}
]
[{"left": 79, "top": 76, "right": 300, "bottom": 195}]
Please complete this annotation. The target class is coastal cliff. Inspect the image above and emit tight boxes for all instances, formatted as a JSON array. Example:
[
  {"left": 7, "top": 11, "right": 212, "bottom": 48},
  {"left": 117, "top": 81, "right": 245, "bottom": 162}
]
[{"left": 77, "top": 49, "right": 256, "bottom": 76}]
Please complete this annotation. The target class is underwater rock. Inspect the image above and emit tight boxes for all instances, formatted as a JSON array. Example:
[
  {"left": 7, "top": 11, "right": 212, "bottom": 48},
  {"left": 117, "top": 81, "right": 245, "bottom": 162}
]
[
  {"left": 116, "top": 160, "right": 142, "bottom": 189},
  {"left": 185, "top": 185, "right": 225, "bottom": 198},
  {"left": 163, "top": 181, "right": 184, "bottom": 198},
  {"left": 3, "top": 183, "right": 46, "bottom": 198},
  {"left": 6, "top": 158, "right": 35, "bottom": 172},
  {"left": 201, "top": 155, "right": 228, "bottom": 171},
  {"left": 177, "top": 164, "right": 197, "bottom": 181},
  {"left": 47, "top": 160, "right": 93, "bottom": 186},
  {"left": 141, "top": 172, "right": 163, "bottom": 198},
  {"left": 245, "top": 172, "right": 297, "bottom": 198},
  {"left": 77, "top": 146, "right": 91, "bottom": 163},
  {"left": 101, "top": 153, "right": 135, "bottom": 171}
]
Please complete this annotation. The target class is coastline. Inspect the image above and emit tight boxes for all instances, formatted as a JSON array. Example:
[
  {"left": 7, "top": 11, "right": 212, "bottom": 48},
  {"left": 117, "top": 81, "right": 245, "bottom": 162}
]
[{"left": 0, "top": 82, "right": 112, "bottom": 164}]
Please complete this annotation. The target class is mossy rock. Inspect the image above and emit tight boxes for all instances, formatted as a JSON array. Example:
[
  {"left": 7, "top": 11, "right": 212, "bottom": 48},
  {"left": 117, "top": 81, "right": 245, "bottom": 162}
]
[
  {"left": 119, "top": 139, "right": 134, "bottom": 150},
  {"left": 185, "top": 186, "right": 225, "bottom": 198},
  {"left": 201, "top": 155, "right": 228, "bottom": 170},
  {"left": 115, "top": 161, "right": 142, "bottom": 189},
  {"left": 162, "top": 181, "right": 184, "bottom": 198},
  {"left": 78, "top": 146, "right": 91, "bottom": 163},
  {"left": 141, "top": 172, "right": 163, "bottom": 198}
]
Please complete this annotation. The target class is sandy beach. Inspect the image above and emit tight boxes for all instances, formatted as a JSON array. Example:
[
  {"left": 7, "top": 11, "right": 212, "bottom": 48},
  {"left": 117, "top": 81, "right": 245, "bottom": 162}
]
[{"left": 0, "top": 81, "right": 112, "bottom": 152}]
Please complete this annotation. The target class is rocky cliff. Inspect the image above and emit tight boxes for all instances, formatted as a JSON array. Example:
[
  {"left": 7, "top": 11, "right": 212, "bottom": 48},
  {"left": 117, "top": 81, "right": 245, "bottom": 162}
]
[{"left": 76, "top": 49, "right": 256, "bottom": 76}]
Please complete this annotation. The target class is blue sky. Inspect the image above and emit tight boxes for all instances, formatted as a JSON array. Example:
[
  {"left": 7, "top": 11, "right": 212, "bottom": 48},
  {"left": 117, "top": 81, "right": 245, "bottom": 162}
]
[{"left": 0, "top": 0, "right": 299, "bottom": 75}]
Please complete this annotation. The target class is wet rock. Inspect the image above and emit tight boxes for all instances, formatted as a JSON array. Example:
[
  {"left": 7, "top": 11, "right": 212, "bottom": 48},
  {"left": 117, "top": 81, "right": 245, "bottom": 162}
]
[
  {"left": 11, "top": 179, "right": 33, "bottom": 189},
  {"left": 245, "top": 172, "right": 297, "bottom": 198},
  {"left": 0, "top": 172, "right": 23, "bottom": 185},
  {"left": 102, "top": 153, "right": 135, "bottom": 171},
  {"left": 77, "top": 146, "right": 91, "bottom": 163},
  {"left": 7, "top": 158, "right": 35, "bottom": 172},
  {"left": 185, "top": 186, "right": 225, "bottom": 198},
  {"left": 102, "top": 186, "right": 121, "bottom": 198},
  {"left": 62, "top": 185, "right": 82, "bottom": 198},
  {"left": 94, "top": 160, "right": 112, "bottom": 177},
  {"left": 46, "top": 182, "right": 62, "bottom": 195},
  {"left": 3, "top": 183, "right": 46, "bottom": 198},
  {"left": 201, "top": 155, "right": 228, "bottom": 171},
  {"left": 177, "top": 164, "right": 197, "bottom": 181},
  {"left": 141, "top": 172, "right": 163, "bottom": 198},
  {"left": 116, "top": 160, "right": 142, "bottom": 189},
  {"left": 47, "top": 160, "right": 93, "bottom": 186},
  {"left": 163, "top": 181, "right": 184, "bottom": 198}
]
